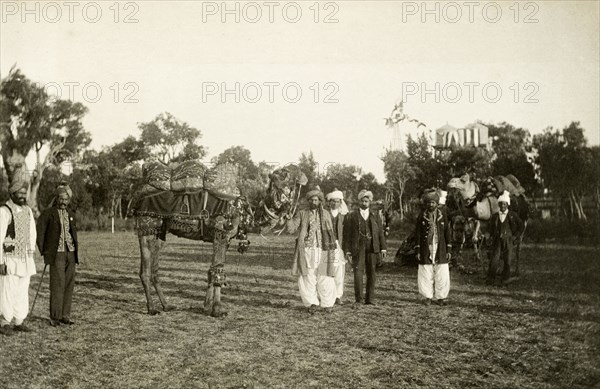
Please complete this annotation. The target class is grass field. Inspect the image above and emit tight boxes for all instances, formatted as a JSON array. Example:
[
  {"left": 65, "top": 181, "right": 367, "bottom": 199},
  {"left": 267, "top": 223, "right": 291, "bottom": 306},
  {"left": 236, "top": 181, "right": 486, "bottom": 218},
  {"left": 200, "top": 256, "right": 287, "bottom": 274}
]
[{"left": 1, "top": 232, "right": 599, "bottom": 389}]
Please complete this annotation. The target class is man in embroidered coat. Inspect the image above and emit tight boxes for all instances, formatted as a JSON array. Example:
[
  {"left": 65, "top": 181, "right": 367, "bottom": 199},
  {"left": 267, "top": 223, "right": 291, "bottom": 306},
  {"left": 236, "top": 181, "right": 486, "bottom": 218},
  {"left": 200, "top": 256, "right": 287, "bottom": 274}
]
[
  {"left": 343, "top": 190, "right": 387, "bottom": 305},
  {"left": 486, "top": 191, "right": 524, "bottom": 286},
  {"left": 415, "top": 189, "right": 452, "bottom": 305},
  {"left": 0, "top": 175, "right": 37, "bottom": 335},
  {"left": 325, "top": 189, "right": 348, "bottom": 305},
  {"left": 291, "top": 189, "right": 337, "bottom": 314},
  {"left": 37, "top": 183, "right": 79, "bottom": 326}
]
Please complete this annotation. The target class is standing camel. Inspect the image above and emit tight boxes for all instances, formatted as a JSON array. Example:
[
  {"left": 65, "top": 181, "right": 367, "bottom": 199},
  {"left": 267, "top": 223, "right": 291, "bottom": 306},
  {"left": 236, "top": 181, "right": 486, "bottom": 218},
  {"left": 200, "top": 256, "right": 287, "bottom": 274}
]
[
  {"left": 447, "top": 173, "right": 529, "bottom": 277},
  {"left": 132, "top": 161, "right": 305, "bottom": 317}
]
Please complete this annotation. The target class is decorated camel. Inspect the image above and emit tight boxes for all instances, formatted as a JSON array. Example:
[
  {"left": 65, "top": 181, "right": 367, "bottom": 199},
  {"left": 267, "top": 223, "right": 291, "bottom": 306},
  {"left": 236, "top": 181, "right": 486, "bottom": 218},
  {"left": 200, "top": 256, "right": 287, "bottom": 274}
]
[
  {"left": 131, "top": 160, "right": 307, "bottom": 317},
  {"left": 446, "top": 173, "right": 529, "bottom": 276}
]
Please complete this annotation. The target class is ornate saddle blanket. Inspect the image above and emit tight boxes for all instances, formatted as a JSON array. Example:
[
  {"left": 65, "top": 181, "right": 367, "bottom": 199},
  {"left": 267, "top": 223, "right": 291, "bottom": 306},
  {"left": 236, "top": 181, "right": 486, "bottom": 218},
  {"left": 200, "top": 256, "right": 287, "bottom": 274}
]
[{"left": 133, "top": 160, "right": 243, "bottom": 240}]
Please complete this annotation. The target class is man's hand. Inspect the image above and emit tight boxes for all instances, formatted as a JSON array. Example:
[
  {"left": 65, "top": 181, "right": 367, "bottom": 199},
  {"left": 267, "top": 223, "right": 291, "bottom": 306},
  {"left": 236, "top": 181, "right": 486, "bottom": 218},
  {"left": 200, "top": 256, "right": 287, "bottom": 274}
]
[
  {"left": 0, "top": 264, "right": 7, "bottom": 276},
  {"left": 345, "top": 253, "right": 353, "bottom": 265},
  {"left": 381, "top": 250, "right": 387, "bottom": 259},
  {"left": 446, "top": 253, "right": 451, "bottom": 261},
  {"left": 416, "top": 253, "right": 420, "bottom": 262}
]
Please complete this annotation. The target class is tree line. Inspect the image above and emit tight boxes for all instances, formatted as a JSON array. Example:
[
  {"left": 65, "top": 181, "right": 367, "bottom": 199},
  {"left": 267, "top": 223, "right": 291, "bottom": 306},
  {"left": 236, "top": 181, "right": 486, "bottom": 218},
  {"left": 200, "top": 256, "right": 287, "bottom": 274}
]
[{"left": 1, "top": 68, "right": 598, "bottom": 229}]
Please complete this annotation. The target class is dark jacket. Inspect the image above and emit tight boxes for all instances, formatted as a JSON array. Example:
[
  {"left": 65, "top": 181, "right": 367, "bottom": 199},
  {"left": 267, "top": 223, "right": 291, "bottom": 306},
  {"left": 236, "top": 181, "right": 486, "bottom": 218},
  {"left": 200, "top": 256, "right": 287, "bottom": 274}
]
[
  {"left": 37, "top": 207, "right": 79, "bottom": 265},
  {"left": 331, "top": 212, "right": 345, "bottom": 244},
  {"left": 488, "top": 210, "right": 524, "bottom": 249},
  {"left": 342, "top": 210, "right": 386, "bottom": 256},
  {"left": 415, "top": 208, "right": 451, "bottom": 265}
]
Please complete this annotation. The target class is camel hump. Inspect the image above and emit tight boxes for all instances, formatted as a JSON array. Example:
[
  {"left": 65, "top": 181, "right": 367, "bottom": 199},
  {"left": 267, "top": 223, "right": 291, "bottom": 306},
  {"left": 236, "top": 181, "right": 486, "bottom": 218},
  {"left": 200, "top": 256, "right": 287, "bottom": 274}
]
[
  {"left": 170, "top": 160, "right": 206, "bottom": 192},
  {"left": 142, "top": 161, "right": 171, "bottom": 193},
  {"left": 204, "top": 163, "right": 241, "bottom": 197},
  {"left": 493, "top": 175, "right": 521, "bottom": 196}
]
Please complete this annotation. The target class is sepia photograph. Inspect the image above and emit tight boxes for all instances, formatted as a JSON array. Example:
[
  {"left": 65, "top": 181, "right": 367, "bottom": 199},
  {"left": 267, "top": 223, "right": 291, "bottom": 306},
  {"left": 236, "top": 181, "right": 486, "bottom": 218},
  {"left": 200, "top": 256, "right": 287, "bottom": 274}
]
[{"left": 0, "top": 1, "right": 599, "bottom": 388}]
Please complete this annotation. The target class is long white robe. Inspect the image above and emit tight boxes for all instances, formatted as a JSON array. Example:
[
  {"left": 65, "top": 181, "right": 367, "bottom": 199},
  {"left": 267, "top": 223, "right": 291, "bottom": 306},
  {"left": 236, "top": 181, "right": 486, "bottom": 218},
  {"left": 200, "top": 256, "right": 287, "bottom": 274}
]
[
  {"left": 332, "top": 240, "right": 346, "bottom": 299},
  {"left": 298, "top": 246, "right": 336, "bottom": 308},
  {"left": 0, "top": 204, "right": 37, "bottom": 324}
]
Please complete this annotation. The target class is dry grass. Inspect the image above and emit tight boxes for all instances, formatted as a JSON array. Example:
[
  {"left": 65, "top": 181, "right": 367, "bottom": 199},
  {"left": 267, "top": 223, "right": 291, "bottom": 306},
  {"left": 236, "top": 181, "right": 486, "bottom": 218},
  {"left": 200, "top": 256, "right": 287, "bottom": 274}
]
[{"left": 1, "top": 232, "right": 599, "bottom": 388}]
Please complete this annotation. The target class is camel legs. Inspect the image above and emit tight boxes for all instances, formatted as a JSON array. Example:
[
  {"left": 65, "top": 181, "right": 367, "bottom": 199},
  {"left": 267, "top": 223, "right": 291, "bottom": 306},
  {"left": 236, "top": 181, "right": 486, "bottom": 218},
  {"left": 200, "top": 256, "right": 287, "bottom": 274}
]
[
  {"left": 139, "top": 235, "right": 172, "bottom": 314},
  {"left": 204, "top": 228, "right": 228, "bottom": 318}
]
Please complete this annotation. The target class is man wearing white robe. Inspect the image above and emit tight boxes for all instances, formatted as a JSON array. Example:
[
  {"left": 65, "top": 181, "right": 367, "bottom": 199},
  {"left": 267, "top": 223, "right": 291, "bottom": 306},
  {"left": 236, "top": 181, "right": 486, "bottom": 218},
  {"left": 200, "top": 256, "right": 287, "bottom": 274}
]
[
  {"left": 0, "top": 177, "right": 37, "bottom": 335},
  {"left": 291, "top": 189, "right": 337, "bottom": 314},
  {"left": 325, "top": 190, "right": 348, "bottom": 305}
]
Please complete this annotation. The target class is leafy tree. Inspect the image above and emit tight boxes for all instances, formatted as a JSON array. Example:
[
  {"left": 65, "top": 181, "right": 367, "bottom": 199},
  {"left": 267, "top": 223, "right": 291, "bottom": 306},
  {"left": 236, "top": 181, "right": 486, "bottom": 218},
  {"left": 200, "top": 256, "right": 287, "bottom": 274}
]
[
  {"left": 0, "top": 67, "right": 91, "bottom": 215},
  {"left": 139, "top": 112, "right": 206, "bottom": 163},
  {"left": 213, "top": 146, "right": 260, "bottom": 179},
  {"left": 437, "top": 146, "right": 494, "bottom": 185},
  {"left": 298, "top": 151, "right": 320, "bottom": 190},
  {"left": 533, "top": 122, "right": 595, "bottom": 220},
  {"left": 381, "top": 149, "right": 416, "bottom": 220},
  {"left": 486, "top": 122, "right": 538, "bottom": 195},
  {"left": 406, "top": 133, "right": 440, "bottom": 194},
  {"left": 320, "top": 163, "right": 362, "bottom": 198}
]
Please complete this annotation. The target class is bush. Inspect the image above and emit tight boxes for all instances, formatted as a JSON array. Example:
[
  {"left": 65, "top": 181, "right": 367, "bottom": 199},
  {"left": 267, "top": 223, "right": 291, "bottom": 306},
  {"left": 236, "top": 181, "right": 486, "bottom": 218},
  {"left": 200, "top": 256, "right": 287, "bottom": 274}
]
[{"left": 525, "top": 217, "right": 599, "bottom": 246}]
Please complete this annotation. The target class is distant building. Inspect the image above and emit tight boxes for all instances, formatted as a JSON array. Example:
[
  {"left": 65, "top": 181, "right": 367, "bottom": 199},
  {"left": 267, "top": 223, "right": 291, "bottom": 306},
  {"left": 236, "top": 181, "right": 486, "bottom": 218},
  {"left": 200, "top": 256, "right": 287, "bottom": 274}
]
[{"left": 434, "top": 122, "right": 491, "bottom": 151}]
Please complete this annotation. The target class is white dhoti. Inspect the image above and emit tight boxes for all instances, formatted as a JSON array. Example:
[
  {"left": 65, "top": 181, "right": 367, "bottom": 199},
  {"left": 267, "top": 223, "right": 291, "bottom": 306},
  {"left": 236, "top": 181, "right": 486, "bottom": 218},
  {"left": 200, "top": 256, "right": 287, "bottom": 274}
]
[
  {"left": 332, "top": 241, "right": 346, "bottom": 299},
  {"left": 0, "top": 205, "right": 37, "bottom": 325},
  {"left": 298, "top": 247, "right": 336, "bottom": 308},
  {"left": 417, "top": 264, "right": 450, "bottom": 300},
  {"left": 0, "top": 273, "right": 31, "bottom": 325}
]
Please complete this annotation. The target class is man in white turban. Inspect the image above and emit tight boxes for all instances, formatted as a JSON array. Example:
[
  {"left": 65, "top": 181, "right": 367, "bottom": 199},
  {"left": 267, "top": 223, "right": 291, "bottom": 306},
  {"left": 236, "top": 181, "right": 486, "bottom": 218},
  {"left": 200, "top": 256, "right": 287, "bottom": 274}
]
[
  {"left": 343, "top": 189, "right": 387, "bottom": 305},
  {"left": 0, "top": 172, "right": 36, "bottom": 335},
  {"left": 487, "top": 191, "right": 524, "bottom": 286},
  {"left": 325, "top": 189, "right": 348, "bottom": 305}
]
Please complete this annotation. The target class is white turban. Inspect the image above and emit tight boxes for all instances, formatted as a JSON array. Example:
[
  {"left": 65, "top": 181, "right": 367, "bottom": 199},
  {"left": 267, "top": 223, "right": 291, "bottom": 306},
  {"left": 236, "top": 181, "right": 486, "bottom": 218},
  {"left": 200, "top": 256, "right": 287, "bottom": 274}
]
[
  {"left": 439, "top": 190, "right": 447, "bottom": 205},
  {"left": 498, "top": 190, "right": 511, "bottom": 205},
  {"left": 326, "top": 190, "right": 348, "bottom": 215},
  {"left": 358, "top": 190, "right": 373, "bottom": 201}
]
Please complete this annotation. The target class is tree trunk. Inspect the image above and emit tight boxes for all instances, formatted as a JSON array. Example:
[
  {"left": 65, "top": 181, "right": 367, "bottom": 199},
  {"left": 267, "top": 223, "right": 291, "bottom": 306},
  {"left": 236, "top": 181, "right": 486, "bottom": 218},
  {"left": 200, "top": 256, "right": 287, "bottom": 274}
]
[
  {"left": 124, "top": 198, "right": 134, "bottom": 220},
  {"left": 572, "top": 191, "right": 587, "bottom": 221}
]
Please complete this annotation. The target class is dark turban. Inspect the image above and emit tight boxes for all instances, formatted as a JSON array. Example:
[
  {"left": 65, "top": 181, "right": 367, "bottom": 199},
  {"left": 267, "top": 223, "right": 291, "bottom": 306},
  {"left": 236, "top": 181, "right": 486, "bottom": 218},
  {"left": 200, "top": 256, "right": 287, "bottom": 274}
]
[
  {"left": 306, "top": 189, "right": 324, "bottom": 202},
  {"left": 422, "top": 189, "right": 439, "bottom": 203}
]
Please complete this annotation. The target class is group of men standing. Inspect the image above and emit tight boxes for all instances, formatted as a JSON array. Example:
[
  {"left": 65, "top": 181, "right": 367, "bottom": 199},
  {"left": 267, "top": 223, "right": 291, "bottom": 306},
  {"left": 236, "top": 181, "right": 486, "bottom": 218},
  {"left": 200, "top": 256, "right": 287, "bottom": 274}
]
[
  {"left": 0, "top": 175, "right": 79, "bottom": 336},
  {"left": 291, "top": 186, "right": 526, "bottom": 312},
  {"left": 291, "top": 188, "right": 387, "bottom": 313}
]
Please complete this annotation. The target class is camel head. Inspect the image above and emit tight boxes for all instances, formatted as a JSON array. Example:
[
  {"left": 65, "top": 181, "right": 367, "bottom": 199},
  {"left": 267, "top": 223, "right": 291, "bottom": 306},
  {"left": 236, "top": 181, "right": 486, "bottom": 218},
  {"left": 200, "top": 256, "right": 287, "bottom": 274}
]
[
  {"left": 254, "top": 164, "right": 308, "bottom": 233},
  {"left": 447, "top": 173, "right": 477, "bottom": 200}
]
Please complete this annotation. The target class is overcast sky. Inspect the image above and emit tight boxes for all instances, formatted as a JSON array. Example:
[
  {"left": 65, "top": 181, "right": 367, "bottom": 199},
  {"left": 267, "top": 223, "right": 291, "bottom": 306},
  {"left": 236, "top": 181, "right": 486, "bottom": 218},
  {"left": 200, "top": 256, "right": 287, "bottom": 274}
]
[{"left": 1, "top": 0, "right": 598, "bottom": 181}]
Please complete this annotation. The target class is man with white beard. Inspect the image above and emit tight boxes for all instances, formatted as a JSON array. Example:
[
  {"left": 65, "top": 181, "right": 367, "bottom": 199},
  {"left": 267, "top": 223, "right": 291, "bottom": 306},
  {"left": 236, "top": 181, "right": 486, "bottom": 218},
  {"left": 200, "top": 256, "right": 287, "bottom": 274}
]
[
  {"left": 0, "top": 173, "right": 37, "bottom": 335},
  {"left": 325, "top": 189, "right": 348, "bottom": 305}
]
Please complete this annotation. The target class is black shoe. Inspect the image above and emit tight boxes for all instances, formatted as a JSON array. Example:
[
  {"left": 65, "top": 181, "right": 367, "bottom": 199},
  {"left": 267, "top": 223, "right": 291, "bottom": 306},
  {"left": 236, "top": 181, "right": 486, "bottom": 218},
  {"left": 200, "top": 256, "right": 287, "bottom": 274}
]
[
  {"left": 60, "top": 319, "right": 75, "bottom": 325},
  {"left": 365, "top": 301, "right": 375, "bottom": 306},
  {"left": 435, "top": 299, "right": 446, "bottom": 306},
  {"left": 335, "top": 298, "right": 343, "bottom": 306},
  {"left": 14, "top": 324, "right": 33, "bottom": 332},
  {"left": 308, "top": 304, "right": 318, "bottom": 315},
  {"left": 424, "top": 299, "right": 432, "bottom": 306},
  {"left": 0, "top": 325, "right": 13, "bottom": 336}
]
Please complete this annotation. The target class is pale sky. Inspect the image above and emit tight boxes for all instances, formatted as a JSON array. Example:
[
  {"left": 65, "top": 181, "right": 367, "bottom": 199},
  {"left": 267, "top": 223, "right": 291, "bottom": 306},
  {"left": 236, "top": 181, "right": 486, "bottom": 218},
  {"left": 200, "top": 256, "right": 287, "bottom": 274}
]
[{"left": 1, "top": 0, "right": 598, "bottom": 181}]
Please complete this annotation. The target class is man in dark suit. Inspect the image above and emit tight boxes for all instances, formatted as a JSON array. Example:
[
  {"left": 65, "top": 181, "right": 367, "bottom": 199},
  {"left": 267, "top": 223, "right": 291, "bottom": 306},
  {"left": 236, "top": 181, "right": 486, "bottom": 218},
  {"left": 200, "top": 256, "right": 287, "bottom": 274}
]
[
  {"left": 37, "top": 183, "right": 79, "bottom": 326},
  {"left": 487, "top": 191, "right": 525, "bottom": 286},
  {"left": 343, "top": 190, "right": 387, "bottom": 305}
]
